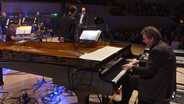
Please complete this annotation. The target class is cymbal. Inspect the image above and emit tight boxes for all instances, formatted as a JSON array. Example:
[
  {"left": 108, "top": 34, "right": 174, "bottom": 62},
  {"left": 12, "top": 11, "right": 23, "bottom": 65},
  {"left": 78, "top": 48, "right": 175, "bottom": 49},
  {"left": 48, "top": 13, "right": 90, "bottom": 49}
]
[{"left": 31, "top": 30, "right": 45, "bottom": 36}]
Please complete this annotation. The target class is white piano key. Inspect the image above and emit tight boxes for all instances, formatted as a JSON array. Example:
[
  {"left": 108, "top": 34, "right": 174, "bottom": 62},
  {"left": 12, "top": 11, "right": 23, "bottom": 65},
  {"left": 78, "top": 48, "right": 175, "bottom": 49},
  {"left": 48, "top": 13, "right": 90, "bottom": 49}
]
[
  {"left": 112, "top": 62, "right": 133, "bottom": 84},
  {"left": 112, "top": 69, "right": 127, "bottom": 84}
]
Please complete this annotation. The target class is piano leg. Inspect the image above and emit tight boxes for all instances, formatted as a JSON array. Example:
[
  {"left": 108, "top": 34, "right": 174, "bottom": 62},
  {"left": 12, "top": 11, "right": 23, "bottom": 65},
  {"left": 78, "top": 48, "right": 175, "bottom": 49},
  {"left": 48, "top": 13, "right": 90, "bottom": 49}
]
[
  {"left": 75, "top": 91, "right": 89, "bottom": 104},
  {"left": 0, "top": 68, "right": 4, "bottom": 86},
  {"left": 102, "top": 95, "right": 110, "bottom": 104}
]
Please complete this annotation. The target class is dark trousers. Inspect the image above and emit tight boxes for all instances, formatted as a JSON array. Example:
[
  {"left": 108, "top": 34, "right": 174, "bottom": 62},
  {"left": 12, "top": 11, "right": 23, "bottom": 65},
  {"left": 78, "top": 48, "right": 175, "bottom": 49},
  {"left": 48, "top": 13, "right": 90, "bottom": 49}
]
[
  {"left": 78, "top": 26, "right": 85, "bottom": 37},
  {"left": 0, "top": 68, "right": 4, "bottom": 86},
  {"left": 122, "top": 75, "right": 154, "bottom": 104},
  {"left": 121, "top": 75, "right": 139, "bottom": 104}
]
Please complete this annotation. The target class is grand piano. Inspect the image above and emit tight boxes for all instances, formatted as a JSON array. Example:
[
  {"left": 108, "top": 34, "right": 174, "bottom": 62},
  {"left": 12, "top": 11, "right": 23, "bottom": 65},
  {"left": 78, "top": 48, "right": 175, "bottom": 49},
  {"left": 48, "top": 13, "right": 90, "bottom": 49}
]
[{"left": 0, "top": 41, "right": 137, "bottom": 104}]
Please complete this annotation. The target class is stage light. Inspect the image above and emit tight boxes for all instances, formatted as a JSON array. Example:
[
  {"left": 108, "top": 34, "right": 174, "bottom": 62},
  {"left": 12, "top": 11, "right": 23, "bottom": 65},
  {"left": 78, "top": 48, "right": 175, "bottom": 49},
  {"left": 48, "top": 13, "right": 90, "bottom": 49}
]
[{"left": 2, "top": 68, "right": 12, "bottom": 72}]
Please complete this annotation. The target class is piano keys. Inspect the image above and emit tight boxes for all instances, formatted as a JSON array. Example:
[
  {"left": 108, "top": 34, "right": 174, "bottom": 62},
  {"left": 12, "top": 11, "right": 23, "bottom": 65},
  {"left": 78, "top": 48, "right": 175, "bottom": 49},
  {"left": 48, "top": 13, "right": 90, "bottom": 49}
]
[{"left": 0, "top": 41, "right": 137, "bottom": 104}]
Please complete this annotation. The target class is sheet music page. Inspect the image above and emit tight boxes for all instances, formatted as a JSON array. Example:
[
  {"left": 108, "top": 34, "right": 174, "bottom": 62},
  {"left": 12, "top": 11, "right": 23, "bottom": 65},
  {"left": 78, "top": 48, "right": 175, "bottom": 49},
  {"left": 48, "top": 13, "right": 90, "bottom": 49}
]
[
  {"left": 79, "top": 30, "right": 101, "bottom": 41},
  {"left": 79, "top": 46, "right": 122, "bottom": 61},
  {"left": 16, "top": 26, "right": 32, "bottom": 34}
]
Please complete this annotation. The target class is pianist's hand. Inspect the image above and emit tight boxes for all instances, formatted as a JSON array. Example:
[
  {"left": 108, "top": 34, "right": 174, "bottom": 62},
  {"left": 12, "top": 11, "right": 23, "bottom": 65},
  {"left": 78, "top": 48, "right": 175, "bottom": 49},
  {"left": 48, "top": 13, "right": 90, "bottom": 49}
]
[
  {"left": 121, "top": 64, "right": 133, "bottom": 70},
  {"left": 126, "top": 59, "right": 139, "bottom": 65}
]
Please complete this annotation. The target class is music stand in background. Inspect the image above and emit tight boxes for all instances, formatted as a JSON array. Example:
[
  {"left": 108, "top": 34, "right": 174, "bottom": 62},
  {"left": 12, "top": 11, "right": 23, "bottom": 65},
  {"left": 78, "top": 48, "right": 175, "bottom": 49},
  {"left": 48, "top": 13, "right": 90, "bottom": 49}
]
[
  {"left": 16, "top": 26, "right": 32, "bottom": 35},
  {"left": 23, "top": 17, "right": 35, "bottom": 24},
  {"left": 9, "top": 18, "right": 19, "bottom": 25},
  {"left": 79, "top": 30, "right": 101, "bottom": 42}
]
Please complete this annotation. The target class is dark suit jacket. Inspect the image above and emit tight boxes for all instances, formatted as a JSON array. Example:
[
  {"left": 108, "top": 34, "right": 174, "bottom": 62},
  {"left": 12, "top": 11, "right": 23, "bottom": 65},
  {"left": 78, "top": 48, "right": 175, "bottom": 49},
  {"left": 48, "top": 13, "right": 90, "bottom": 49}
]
[
  {"left": 0, "top": 17, "right": 7, "bottom": 30},
  {"left": 132, "top": 40, "right": 176, "bottom": 100},
  {"left": 77, "top": 12, "right": 88, "bottom": 27},
  {"left": 35, "top": 15, "right": 41, "bottom": 25},
  {"left": 59, "top": 14, "right": 78, "bottom": 41}
]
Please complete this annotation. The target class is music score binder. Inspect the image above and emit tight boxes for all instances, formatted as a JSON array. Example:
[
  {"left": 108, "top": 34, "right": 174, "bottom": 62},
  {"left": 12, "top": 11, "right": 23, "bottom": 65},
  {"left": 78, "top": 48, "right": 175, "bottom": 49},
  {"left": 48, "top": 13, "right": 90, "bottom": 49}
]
[
  {"left": 16, "top": 26, "right": 32, "bottom": 34},
  {"left": 79, "top": 30, "right": 101, "bottom": 41}
]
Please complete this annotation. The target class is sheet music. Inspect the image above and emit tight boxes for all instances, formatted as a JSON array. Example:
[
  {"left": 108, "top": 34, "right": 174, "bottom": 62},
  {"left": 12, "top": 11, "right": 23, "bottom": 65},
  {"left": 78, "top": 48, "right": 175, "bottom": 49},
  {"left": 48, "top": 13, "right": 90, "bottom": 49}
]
[
  {"left": 79, "top": 46, "right": 122, "bottom": 61},
  {"left": 79, "top": 30, "right": 101, "bottom": 41},
  {"left": 16, "top": 26, "right": 32, "bottom": 34}
]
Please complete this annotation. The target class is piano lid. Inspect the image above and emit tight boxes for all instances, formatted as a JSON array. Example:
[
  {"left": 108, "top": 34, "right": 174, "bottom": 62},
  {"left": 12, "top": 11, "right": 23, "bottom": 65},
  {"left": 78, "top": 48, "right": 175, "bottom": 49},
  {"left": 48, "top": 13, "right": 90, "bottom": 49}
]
[{"left": 0, "top": 41, "right": 132, "bottom": 70}]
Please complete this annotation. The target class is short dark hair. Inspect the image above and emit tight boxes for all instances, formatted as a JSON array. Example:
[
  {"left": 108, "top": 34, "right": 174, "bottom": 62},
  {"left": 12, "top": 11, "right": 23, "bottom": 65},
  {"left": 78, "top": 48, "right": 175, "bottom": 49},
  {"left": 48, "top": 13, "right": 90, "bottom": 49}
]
[
  {"left": 68, "top": 5, "right": 77, "bottom": 13},
  {"left": 10, "top": 24, "right": 17, "bottom": 29},
  {"left": 141, "top": 26, "right": 162, "bottom": 41}
]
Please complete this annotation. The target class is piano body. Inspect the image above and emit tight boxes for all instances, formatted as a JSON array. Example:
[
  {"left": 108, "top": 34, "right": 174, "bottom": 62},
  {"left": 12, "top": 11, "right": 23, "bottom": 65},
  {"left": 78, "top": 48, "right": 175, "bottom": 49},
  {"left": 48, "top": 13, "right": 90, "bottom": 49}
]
[{"left": 0, "top": 41, "right": 137, "bottom": 104}]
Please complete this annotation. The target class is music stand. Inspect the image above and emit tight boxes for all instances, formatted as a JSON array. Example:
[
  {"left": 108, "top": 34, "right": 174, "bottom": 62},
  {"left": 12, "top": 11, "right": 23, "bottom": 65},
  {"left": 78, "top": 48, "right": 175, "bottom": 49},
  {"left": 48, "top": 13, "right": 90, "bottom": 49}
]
[
  {"left": 79, "top": 30, "right": 101, "bottom": 42},
  {"left": 23, "top": 17, "right": 35, "bottom": 24},
  {"left": 9, "top": 18, "right": 19, "bottom": 25},
  {"left": 16, "top": 26, "right": 32, "bottom": 35}
]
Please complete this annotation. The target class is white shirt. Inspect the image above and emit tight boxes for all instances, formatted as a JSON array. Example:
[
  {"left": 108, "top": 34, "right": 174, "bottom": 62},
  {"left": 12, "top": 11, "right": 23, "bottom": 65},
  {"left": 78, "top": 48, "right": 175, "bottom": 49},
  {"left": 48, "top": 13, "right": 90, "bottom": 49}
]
[{"left": 79, "top": 13, "right": 85, "bottom": 24}]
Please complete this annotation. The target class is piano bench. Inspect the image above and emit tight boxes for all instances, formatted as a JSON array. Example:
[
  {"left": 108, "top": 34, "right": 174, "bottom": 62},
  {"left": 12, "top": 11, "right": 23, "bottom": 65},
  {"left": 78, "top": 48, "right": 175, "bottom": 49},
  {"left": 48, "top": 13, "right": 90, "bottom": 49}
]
[{"left": 138, "top": 99, "right": 170, "bottom": 104}]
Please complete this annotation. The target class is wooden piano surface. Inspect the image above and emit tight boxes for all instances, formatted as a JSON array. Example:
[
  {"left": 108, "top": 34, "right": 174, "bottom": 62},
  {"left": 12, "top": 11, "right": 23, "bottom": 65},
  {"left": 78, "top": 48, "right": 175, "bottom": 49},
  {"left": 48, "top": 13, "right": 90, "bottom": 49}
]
[
  {"left": 0, "top": 41, "right": 133, "bottom": 104},
  {"left": 0, "top": 41, "right": 125, "bottom": 58}
]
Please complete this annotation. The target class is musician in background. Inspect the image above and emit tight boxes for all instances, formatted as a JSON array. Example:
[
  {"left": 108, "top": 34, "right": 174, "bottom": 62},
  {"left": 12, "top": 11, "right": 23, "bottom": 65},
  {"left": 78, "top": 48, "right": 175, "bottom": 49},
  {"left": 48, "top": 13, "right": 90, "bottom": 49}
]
[
  {"left": 18, "top": 13, "right": 24, "bottom": 26},
  {"left": 77, "top": 7, "right": 88, "bottom": 28},
  {"left": 58, "top": 5, "right": 78, "bottom": 43},
  {"left": 113, "top": 26, "right": 176, "bottom": 104},
  {"left": 6, "top": 24, "right": 22, "bottom": 41},
  {"left": 33, "top": 11, "right": 42, "bottom": 31},
  {"left": 42, "top": 19, "right": 55, "bottom": 37},
  {"left": 0, "top": 12, "right": 8, "bottom": 35},
  {"left": 77, "top": 7, "right": 88, "bottom": 38}
]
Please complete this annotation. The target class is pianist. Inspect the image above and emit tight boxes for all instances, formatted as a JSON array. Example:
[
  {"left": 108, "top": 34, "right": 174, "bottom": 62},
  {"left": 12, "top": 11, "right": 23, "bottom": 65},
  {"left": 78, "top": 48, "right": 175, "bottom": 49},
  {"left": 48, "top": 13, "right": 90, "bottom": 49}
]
[
  {"left": 113, "top": 26, "right": 176, "bottom": 104},
  {"left": 6, "top": 24, "right": 22, "bottom": 41}
]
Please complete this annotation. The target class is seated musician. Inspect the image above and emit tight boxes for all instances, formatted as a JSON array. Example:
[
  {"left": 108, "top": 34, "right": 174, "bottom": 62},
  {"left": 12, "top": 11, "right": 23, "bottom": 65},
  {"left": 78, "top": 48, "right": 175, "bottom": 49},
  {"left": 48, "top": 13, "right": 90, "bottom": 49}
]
[
  {"left": 6, "top": 24, "right": 22, "bottom": 41},
  {"left": 113, "top": 26, "right": 176, "bottom": 104},
  {"left": 42, "top": 19, "right": 55, "bottom": 37}
]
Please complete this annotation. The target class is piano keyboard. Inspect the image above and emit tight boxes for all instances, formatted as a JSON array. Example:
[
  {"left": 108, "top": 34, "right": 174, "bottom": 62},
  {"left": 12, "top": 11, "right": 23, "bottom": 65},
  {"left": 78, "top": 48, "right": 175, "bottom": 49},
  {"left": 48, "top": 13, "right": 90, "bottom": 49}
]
[
  {"left": 101, "top": 58, "right": 123, "bottom": 75},
  {"left": 112, "top": 69, "right": 127, "bottom": 84},
  {"left": 112, "top": 62, "right": 133, "bottom": 84},
  {"left": 100, "top": 58, "right": 128, "bottom": 85}
]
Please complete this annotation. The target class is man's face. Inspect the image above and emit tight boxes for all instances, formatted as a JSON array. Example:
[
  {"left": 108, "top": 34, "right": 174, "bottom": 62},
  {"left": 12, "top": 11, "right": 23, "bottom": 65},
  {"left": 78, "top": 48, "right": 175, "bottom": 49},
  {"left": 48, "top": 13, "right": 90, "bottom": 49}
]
[
  {"left": 2, "top": 13, "right": 6, "bottom": 17},
  {"left": 143, "top": 33, "right": 154, "bottom": 48},
  {"left": 36, "top": 12, "right": 39, "bottom": 16},
  {"left": 82, "top": 8, "right": 85, "bottom": 13}
]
